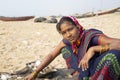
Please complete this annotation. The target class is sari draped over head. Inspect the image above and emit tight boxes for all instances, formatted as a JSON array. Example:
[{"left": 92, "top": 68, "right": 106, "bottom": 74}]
[
  {"left": 61, "top": 16, "right": 103, "bottom": 69},
  {"left": 61, "top": 16, "right": 120, "bottom": 80}
]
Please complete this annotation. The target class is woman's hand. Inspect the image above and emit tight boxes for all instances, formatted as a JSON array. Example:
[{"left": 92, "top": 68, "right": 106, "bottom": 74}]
[
  {"left": 24, "top": 72, "right": 37, "bottom": 80},
  {"left": 78, "top": 47, "right": 95, "bottom": 71}
]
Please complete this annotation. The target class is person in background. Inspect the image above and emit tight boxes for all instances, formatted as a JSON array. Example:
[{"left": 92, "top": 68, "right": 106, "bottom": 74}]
[{"left": 25, "top": 16, "right": 120, "bottom": 80}]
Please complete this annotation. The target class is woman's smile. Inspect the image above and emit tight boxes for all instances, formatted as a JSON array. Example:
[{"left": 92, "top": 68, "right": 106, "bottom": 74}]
[
  {"left": 68, "top": 36, "right": 75, "bottom": 42},
  {"left": 60, "top": 22, "right": 80, "bottom": 43}
]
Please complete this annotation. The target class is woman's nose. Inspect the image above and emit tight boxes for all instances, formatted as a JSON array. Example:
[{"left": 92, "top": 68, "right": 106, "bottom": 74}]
[{"left": 66, "top": 31, "right": 71, "bottom": 37}]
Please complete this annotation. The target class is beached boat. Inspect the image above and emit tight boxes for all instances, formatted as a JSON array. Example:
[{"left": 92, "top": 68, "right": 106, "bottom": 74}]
[{"left": 0, "top": 16, "right": 35, "bottom": 21}]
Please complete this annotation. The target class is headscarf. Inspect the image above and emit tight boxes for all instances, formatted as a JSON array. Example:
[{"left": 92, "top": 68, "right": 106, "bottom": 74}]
[{"left": 62, "top": 16, "right": 85, "bottom": 54}]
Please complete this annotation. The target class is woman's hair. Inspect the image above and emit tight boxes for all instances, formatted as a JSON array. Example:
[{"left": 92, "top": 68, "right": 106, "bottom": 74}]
[{"left": 56, "top": 16, "right": 77, "bottom": 33}]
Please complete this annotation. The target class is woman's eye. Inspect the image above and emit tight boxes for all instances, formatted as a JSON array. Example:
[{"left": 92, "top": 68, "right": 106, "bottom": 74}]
[
  {"left": 68, "top": 27, "right": 74, "bottom": 31},
  {"left": 61, "top": 32, "right": 66, "bottom": 35}
]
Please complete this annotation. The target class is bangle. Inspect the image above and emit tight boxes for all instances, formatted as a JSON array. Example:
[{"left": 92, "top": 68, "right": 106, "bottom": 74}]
[
  {"left": 100, "top": 45, "right": 105, "bottom": 54},
  {"left": 100, "top": 44, "right": 110, "bottom": 54},
  {"left": 105, "top": 44, "right": 110, "bottom": 51},
  {"left": 31, "top": 70, "right": 38, "bottom": 78}
]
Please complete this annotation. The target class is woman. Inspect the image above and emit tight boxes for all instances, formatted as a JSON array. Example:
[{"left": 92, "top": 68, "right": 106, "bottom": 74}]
[{"left": 25, "top": 16, "right": 120, "bottom": 80}]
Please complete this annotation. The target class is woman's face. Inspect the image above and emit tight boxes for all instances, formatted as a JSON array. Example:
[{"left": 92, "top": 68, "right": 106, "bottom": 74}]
[{"left": 60, "top": 21, "right": 80, "bottom": 43}]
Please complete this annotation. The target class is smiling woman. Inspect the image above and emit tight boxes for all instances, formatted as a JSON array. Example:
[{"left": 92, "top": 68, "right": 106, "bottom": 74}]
[
  {"left": 57, "top": 21, "right": 80, "bottom": 43},
  {"left": 24, "top": 16, "right": 120, "bottom": 80}
]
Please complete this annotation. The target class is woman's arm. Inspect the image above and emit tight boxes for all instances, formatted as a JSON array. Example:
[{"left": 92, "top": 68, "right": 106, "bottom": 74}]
[
  {"left": 85, "top": 34, "right": 120, "bottom": 62},
  {"left": 79, "top": 34, "right": 120, "bottom": 71},
  {"left": 35, "top": 41, "right": 66, "bottom": 73},
  {"left": 98, "top": 34, "right": 120, "bottom": 51},
  {"left": 24, "top": 40, "right": 66, "bottom": 80}
]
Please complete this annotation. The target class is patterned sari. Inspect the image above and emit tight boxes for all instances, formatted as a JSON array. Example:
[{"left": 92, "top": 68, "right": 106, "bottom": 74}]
[{"left": 61, "top": 29, "right": 120, "bottom": 80}]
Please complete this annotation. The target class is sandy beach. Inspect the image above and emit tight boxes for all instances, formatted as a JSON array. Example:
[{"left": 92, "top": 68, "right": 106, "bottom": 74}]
[{"left": 0, "top": 13, "right": 120, "bottom": 73}]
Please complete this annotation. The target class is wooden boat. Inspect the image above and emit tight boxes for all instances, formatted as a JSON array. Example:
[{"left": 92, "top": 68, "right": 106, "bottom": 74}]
[{"left": 0, "top": 16, "right": 35, "bottom": 21}]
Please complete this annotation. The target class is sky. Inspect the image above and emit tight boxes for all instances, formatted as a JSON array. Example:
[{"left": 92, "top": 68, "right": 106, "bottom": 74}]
[{"left": 0, "top": 0, "right": 120, "bottom": 17}]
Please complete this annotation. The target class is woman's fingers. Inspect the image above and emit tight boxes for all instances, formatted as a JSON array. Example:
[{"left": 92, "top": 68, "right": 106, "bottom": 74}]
[
  {"left": 79, "top": 58, "right": 89, "bottom": 71},
  {"left": 82, "top": 61, "right": 87, "bottom": 71}
]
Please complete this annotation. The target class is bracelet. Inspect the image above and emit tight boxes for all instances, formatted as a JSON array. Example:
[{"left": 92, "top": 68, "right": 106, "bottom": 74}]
[
  {"left": 31, "top": 70, "right": 38, "bottom": 78},
  {"left": 100, "top": 44, "right": 110, "bottom": 54}
]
